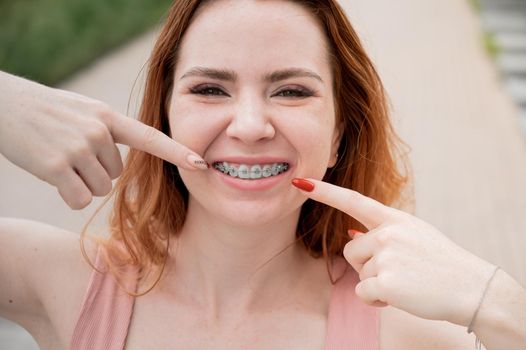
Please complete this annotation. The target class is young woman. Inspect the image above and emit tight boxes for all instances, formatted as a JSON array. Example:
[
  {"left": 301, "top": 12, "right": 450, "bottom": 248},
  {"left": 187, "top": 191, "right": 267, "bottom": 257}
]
[{"left": 1, "top": 0, "right": 525, "bottom": 349}]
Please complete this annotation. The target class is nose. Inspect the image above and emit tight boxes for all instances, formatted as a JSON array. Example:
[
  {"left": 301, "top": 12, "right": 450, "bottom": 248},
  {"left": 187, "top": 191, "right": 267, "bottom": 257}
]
[{"left": 225, "top": 93, "right": 275, "bottom": 144}]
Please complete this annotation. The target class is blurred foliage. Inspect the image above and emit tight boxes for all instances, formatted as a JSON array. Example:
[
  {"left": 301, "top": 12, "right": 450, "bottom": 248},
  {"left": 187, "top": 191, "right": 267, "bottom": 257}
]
[
  {"left": 0, "top": 0, "right": 172, "bottom": 85},
  {"left": 483, "top": 32, "right": 500, "bottom": 59},
  {"left": 468, "top": 0, "right": 481, "bottom": 12}
]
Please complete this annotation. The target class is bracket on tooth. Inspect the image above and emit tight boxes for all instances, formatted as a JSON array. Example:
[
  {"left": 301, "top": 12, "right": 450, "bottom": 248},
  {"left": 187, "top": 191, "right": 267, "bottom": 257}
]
[
  {"left": 214, "top": 162, "right": 289, "bottom": 178},
  {"left": 276, "top": 163, "right": 288, "bottom": 172}
]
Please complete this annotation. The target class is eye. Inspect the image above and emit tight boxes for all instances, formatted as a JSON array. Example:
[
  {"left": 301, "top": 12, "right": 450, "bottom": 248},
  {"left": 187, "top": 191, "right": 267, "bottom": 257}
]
[
  {"left": 274, "top": 87, "right": 314, "bottom": 98},
  {"left": 189, "top": 85, "right": 229, "bottom": 97}
]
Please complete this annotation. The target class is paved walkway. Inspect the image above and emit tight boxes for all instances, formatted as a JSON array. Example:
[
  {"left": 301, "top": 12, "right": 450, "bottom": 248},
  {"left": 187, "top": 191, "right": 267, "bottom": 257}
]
[
  {"left": 346, "top": 0, "right": 526, "bottom": 284},
  {"left": 2, "top": 0, "right": 525, "bottom": 348}
]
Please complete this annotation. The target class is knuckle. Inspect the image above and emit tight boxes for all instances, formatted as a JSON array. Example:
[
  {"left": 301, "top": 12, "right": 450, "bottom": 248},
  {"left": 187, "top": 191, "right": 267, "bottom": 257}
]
[
  {"left": 376, "top": 227, "right": 405, "bottom": 247},
  {"left": 375, "top": 251, "right": 391, "bottom": 269},
  {"left": 47, "top": 158, "right": 69, "bottom": 178},
  {"left": 376, "top": 230, "right": 393, "bottom": 246},
  {"left": 70, "top": 142, "right": 92, "bottom": 160},
  {"left": 91, "top": 101, "right": 113, "bottom": 120},
  {"left": 85, "top": 121, "right": 109, "bottom": 144},
  {"left": 143, "top": 126, "right": 160, "bottom": 147}
]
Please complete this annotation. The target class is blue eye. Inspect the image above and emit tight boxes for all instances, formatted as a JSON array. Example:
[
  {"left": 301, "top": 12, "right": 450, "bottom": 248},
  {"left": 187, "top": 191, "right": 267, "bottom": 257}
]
[{"left": 190, "top": 85, "right": 228, "bottom": 96}]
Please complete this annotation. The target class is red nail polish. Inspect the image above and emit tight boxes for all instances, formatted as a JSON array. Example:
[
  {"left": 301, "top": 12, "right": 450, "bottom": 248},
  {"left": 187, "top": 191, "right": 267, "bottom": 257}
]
[
  {"left": 348, "top": 229, "right": 364, "bottom": 239},
  {"left": 291, "top": 178, "right": 315, "bottom": 192}
]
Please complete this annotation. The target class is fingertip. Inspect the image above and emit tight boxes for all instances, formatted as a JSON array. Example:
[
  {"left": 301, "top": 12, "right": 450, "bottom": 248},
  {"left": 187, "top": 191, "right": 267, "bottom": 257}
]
[
  {"left": 186, "top": 154, "right": 209, "bottom": 170},
  {"left": 347, "top": 229, "right": 364, "bottom": 239},
  {"left": 291, "top": 178, "right": 315, "bottom": 192}
]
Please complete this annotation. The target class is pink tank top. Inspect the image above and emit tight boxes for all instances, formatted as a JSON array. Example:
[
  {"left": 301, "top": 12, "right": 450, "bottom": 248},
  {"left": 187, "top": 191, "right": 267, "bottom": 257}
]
[{"left": 71, "top": 248, "right": 380, "bottom": 349}]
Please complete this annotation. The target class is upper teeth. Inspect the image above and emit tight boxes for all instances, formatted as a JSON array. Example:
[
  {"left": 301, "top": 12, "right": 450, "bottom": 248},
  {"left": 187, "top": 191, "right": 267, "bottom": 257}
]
[{"left": 214, "top": 162, "right": 289, "bottom": 179}]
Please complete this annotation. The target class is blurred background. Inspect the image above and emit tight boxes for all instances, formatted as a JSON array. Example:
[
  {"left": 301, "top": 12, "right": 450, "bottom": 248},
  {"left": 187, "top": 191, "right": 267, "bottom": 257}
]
[{"left": 1, "top": 0, "right": 525, "bottom": 348}]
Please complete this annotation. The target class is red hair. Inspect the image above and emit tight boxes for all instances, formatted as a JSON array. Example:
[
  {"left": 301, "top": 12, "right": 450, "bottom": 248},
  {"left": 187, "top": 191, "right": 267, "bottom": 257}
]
[{"left": 81, "top": 0, "right": 412, "bottom": 295}]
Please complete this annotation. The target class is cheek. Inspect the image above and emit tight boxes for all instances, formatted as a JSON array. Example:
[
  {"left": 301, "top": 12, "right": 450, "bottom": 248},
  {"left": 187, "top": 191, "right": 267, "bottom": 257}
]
[
  {"left": 281, "top": 111, "right": 334, "bottom": 152},
  {"left": 278, "top": 113, "right": 335, "bottom": 178},
  {"left": 168, "top": 100, "right": 227, "bottom": 154}
]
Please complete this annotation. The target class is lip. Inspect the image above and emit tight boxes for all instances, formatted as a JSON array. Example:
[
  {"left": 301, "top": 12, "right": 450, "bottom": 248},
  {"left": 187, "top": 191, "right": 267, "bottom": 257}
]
[
  {"left": 210, "top": 156, "right": 293, "bottom": 166},
  {"left": 209, "top": 156, "right": 294, "bottom": 191}
]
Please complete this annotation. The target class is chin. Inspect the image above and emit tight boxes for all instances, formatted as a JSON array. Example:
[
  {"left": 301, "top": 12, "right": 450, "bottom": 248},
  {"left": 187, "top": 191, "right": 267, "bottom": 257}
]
[
  {"left": 180, "top": 168, "right": 308, "bottom": 228},
  {"left": 220, "top": 196, "right": 301, "bottom": 226},
  {"left": 187, "top": 191, "right": 303, "bottom": 230}
]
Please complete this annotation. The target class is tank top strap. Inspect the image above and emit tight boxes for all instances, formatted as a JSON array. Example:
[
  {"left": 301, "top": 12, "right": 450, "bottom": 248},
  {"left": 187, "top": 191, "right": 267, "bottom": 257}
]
[
  {"left": 325, "top": 256, "right": 380, "bottom": 350},
  {"left": 70, "top": 245, "right": 138, "bottom": 350},
  {"left": 71, "top": 250, "right": 377, "bottom": 349}
]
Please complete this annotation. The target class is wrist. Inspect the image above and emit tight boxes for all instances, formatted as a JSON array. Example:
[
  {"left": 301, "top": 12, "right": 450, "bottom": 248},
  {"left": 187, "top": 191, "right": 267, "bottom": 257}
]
[
  {"left": 470, "top": 268, "right": 526, "bottom": 347},
  {"left": 466, "top": 265, "right": 500, "bottom": 334}
]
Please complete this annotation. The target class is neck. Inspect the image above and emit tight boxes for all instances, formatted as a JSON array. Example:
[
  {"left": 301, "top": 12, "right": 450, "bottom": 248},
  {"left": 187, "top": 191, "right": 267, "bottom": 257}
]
[{"left": 160, "top": 196, "right": 313, "bottom": 321}]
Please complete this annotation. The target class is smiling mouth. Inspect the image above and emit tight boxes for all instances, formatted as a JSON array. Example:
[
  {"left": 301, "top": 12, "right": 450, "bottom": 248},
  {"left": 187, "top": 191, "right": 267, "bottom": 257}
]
[{"left": 213, "top": 161, "right": 289, "bottom": 179}]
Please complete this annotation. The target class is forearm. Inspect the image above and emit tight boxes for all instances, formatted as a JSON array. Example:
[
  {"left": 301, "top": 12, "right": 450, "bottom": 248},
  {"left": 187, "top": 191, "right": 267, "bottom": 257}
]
[{"left": 472, "top": 269, "right": 526, "bottom": 350}]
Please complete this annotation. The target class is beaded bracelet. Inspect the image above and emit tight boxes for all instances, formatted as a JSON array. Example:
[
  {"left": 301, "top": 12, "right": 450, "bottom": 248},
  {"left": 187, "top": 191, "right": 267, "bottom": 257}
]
[{"left": 466, "top": 265, "right": 500, "bottom": 350}]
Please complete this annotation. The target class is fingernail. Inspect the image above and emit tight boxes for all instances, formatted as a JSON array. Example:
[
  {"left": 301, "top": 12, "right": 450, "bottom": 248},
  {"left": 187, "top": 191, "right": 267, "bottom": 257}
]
[
  {"left": 291, "top": 178, "right": 315, "bottom": 192},
  {"left": 347, "top": 229, "right": 363, "bottom": 239},
  {"left": 186, "top": 154, "right": 209, "bottom": 170}
]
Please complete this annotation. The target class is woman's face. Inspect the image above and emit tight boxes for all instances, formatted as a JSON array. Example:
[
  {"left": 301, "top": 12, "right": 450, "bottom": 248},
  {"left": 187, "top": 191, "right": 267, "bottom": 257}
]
[{"left": 169, "top": 0, "right": 341, "bottom": 227}]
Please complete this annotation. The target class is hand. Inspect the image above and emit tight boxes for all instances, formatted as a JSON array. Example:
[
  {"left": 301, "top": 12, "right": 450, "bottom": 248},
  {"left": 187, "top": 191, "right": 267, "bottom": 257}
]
[
  {"left": 0, "top": 72, "right": 207, "bottom": 210},
  {"left": 292, "top": 178, "right": 496, "bottom": 326}
]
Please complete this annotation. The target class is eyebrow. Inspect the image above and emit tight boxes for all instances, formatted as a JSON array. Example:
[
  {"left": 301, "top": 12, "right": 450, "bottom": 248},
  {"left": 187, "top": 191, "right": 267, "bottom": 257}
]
[{"left": 180, "top": 66, "right": 323, "bottom": 83}]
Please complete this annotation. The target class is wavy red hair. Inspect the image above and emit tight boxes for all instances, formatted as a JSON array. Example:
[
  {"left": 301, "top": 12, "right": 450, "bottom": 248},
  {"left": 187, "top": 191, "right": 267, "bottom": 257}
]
[{"left": 81, "top": 0, "right": 412, "bottom": 295}]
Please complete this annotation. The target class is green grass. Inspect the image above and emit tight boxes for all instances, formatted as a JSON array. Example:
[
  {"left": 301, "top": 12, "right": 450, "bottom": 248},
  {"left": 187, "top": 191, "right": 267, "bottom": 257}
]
[
  {"left": 0, "top": 0, "right": 172, "bottom": 85},
  {"left": 468, "top": 0, "right": 481, "bottom": 12}
]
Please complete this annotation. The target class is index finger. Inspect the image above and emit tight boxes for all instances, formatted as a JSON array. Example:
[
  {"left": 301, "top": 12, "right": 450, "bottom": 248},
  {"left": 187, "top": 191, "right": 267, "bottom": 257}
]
[
  {"left": 292, "top": 178, "right": 394, "bottom": 230},
  {"left": 107, "top": 112, "right": 206, "bottom": 170}
]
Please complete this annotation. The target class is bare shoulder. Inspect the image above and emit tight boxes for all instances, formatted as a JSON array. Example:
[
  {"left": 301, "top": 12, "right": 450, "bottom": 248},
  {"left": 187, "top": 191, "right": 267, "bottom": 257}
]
[
  {"left": 0, "top": 217, "right": 99, "bottom": 348},
  {"left": 380, "top": 306, "right": 485, "bottom": 350}
]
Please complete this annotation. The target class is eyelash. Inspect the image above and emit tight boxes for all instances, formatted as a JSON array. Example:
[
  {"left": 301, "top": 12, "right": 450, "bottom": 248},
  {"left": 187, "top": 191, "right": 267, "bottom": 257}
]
[{"left": 189, "top": 85, "right": 315, "bottom": 98}]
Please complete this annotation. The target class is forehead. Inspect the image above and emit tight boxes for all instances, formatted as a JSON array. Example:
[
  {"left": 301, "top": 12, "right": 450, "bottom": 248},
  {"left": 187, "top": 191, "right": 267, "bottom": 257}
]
[{"left": 175, "top": 0, "right": 331, "bottom": 80}]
